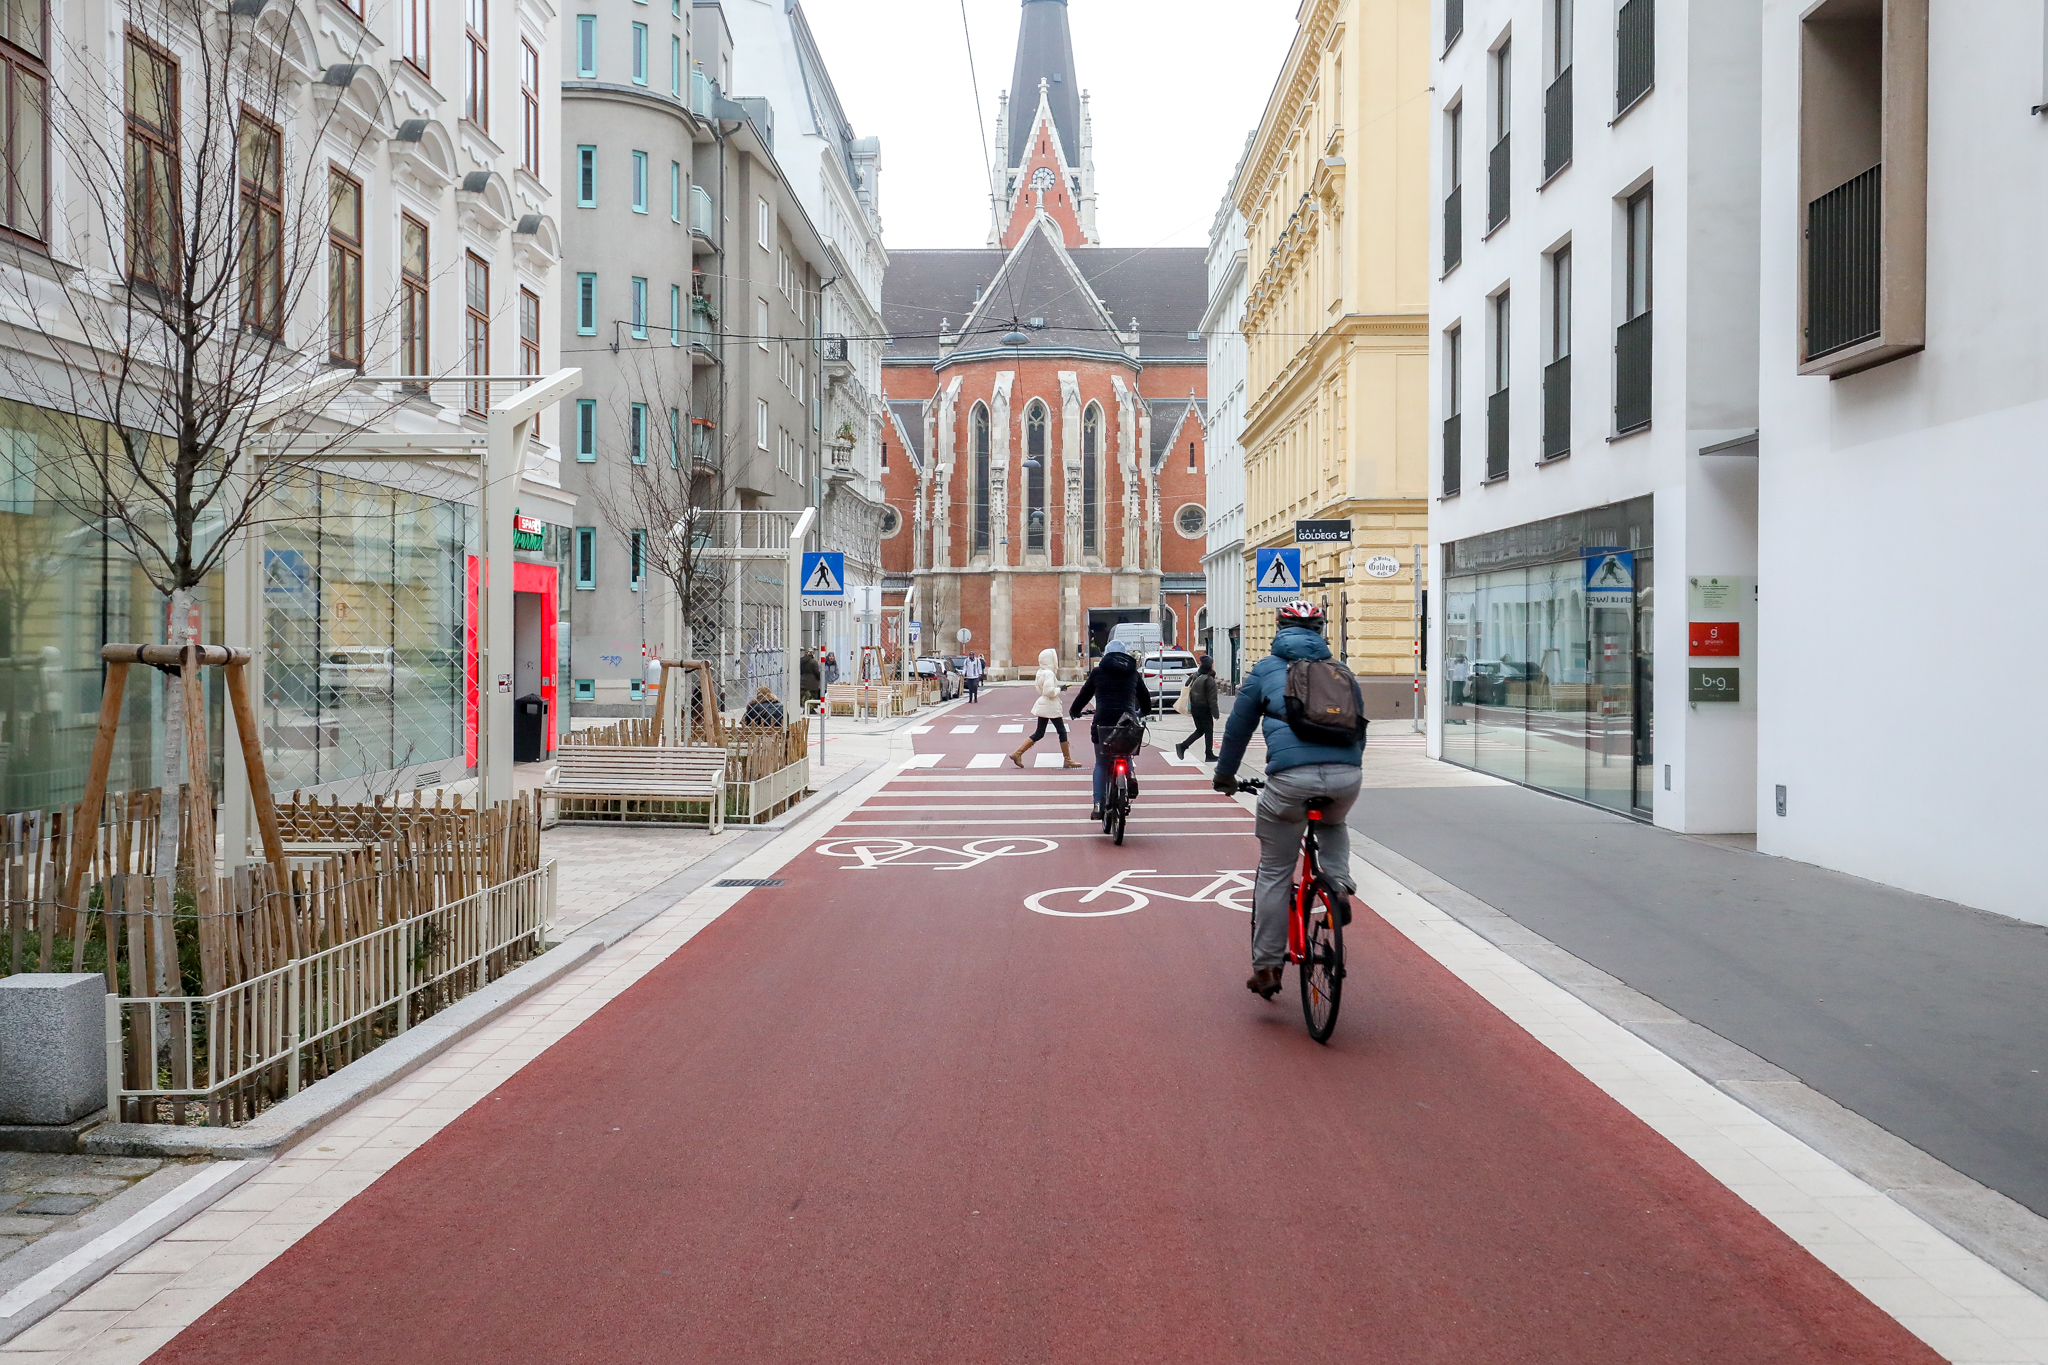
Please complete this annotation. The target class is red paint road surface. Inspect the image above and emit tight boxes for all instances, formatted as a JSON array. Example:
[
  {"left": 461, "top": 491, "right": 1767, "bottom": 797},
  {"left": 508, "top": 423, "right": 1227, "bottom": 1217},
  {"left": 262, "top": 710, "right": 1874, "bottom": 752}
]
[{"left": 152, "top": 688, "right": 1939, "bottom": 1364}]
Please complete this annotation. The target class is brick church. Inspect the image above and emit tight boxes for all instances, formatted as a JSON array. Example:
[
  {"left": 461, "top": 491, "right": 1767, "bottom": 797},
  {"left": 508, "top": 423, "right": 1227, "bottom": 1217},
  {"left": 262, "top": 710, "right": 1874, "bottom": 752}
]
[{"left": 879, "top": 0, "right": 1207, "bottom": 676}]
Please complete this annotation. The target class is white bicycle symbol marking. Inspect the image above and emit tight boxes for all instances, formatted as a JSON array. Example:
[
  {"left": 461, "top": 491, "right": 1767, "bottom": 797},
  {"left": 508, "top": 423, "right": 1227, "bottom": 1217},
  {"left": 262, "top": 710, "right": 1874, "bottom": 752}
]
[
  {"left": 1025, "top": 869, "right": 1256, "bottom": 918},
  {"left": 815, "top": 837, "right": 1061, "bottom": 871}
]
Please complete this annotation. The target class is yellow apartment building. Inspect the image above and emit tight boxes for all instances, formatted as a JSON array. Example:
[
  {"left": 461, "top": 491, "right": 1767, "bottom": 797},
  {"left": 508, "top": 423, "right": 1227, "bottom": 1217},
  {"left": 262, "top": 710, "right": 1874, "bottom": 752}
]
[{"left": 1236, "top": 0, "right": 1429, "bottom": 716}]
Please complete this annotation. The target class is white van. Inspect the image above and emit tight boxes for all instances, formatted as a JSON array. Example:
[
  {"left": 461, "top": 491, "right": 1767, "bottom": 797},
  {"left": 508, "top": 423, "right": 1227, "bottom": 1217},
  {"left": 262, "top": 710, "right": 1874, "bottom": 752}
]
[{"left": 1105, "top": 622, "right": 1162, "bottom": 658}]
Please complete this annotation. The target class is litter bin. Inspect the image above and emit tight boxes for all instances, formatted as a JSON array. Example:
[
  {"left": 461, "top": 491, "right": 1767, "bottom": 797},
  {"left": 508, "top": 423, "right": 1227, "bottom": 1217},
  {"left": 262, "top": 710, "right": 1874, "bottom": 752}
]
[{"left": 515, "top": 693, "right": 548, "bottom": 764}]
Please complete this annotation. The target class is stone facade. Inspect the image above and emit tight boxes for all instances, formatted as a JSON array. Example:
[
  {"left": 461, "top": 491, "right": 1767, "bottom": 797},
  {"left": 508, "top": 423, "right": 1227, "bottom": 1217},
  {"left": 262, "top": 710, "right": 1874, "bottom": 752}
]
[{"left": 1236, "top": 0, "right": 1431, "bottom": 716}]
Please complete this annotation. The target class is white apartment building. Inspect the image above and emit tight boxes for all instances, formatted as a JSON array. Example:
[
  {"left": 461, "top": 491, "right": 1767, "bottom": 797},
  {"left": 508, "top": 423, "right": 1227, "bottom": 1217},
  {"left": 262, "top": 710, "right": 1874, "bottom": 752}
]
[
  {"left": 1428, "top": 0, "right": 1761, "bottom": 830},
  {"left": 723, "top": 0, "right": 889, "bottom": 673},
  {"left": 1201, "top": 185, "right": 1250, "bottom": 686},
  {"left": 0, "top": 0, "right": 568, "bottom": 822},
  {"left": 1756, "top": 0, "right": 2045, "bottom": 922}
]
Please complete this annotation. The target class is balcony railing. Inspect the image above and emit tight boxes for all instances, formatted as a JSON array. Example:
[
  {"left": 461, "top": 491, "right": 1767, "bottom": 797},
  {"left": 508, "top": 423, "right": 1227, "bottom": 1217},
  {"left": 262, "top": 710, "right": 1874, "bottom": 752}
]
[
  {"left": 689, "top": 184, "right": 716, "bottom": 238},
  {"left": 1442, "top": 412, "right": 1462, "bottom": 496},
  {"left": 690, "top": 68, "right": 714, "bottom": 119},
  {"left": 1443, "top": 185, "right": 1462, "bottom": 273},
  {"left": 1487, "top": 135, "right": 1510, "bottom": 231},
  {"left": 820, "top": 334, "right": 849, "bottom": 364},
  {"left": 1615, "top": 312, "right": 1652, "bottom": 433},
  {"left": 1806, "top": 165, "right": 1881, "bottom": 358},
  {"left": 1486, "top": 389, "right": 1509, "bottom": 481},
  {"left": 1616, "top": 0, "right": 1655, "bottom": 114},
  {"left": 1542, "top": 355, "right": 1571, "bottom": 459},
  {"left": 1544, "top": 67, "right": 1572, "bottom": 181}
]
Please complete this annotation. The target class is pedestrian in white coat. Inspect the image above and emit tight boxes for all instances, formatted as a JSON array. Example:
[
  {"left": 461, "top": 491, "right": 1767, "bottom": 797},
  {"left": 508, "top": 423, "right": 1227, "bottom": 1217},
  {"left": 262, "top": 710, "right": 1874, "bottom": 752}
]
[{"left": 1009, "top": 648, "right": 1083, "bottom": 768}]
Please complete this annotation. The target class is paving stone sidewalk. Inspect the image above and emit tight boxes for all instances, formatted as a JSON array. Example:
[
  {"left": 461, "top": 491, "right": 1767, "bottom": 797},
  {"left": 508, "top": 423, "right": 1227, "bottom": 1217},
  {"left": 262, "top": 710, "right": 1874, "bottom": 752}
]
[{"left": 0, "top": 1155, "right": 176, "bottom": 1273}]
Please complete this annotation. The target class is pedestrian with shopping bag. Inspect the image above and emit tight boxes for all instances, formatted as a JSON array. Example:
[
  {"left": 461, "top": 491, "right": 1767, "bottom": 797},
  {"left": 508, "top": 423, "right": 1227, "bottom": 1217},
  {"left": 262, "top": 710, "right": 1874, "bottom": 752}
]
[
  {"left": 1176, "top": 654, "right": 1222, "bottom": 762},
  {"left": 1009, "top": 649, "right": 1083, "bottom": 769}
]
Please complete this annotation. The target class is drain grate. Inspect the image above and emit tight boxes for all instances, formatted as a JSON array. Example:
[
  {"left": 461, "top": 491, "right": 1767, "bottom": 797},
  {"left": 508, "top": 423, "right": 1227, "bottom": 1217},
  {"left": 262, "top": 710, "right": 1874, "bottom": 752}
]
[{"left": 713, "top": 878, "right": 785, "bottom": 888}]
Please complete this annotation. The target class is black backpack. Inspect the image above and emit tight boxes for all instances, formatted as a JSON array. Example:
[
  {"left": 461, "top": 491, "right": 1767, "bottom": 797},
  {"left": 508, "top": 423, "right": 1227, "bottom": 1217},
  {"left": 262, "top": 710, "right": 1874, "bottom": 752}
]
[{"left": 1283, "top": 658, "right": 1367, "bottom": 748}]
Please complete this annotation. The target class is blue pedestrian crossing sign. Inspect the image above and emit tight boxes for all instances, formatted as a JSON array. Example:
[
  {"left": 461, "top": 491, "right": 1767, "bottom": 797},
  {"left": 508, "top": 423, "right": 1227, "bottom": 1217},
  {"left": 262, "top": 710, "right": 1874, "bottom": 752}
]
[
  {"left": 1255, "top": 547, "right": 1303, "bottom": 604},
  {"left": 800, "top": 552, "right": 846, "bottom": 607}
]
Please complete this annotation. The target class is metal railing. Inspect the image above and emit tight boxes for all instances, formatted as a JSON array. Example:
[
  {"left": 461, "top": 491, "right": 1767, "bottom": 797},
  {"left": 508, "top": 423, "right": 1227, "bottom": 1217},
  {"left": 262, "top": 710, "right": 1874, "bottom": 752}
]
[
  {"left": 1616, "top": 0, "right": 1655, "bottom": 113},
  {"left": 1543, "top": 355, "right": 1571, "bottom": 459},
  {"left": 106, "top": 862, "right": 556, "bottom": 1124},
  {"left": 1615, "top": 312, "right": 1653, "bottom": 433},
  {"left": 1442, "top": 412, "right": 1462, "bottom": 496},
  {"left": 1486, "top": 389, "right": 1510, "bottom": 481},
  {"left": 1443, "top": 185, "right": 1462, "bottom": 273},
  {"left": 690, "top": 183, "right": 716, "bottom": 238},
  {"left": 1545, "top": 67, "right": 1573, "bottom": 180},
  {"left": 820, "top": 334, "right": 849, "bottom": 364},
  {"left": 1487, "top": 135, "right": 1511, "bottom": 231},
  {"left": 1807, "top": 165, "right": 1882, "bottom": 358}
]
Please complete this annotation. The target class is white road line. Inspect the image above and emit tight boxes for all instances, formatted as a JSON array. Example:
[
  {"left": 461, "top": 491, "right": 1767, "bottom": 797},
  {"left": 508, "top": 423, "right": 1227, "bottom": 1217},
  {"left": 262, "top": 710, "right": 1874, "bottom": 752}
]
[
  {"left": 966, "top": 753, "right": 1004, "bottom": 769},
  {"left": 1032, "top": 754, "right": 1066, "bottom": 768},
  {"left": 1349, "top": 858, "right": 2048, "bottom": 1365},
  {"left": 950, "top": 725, "right": 979, "bottom": 734},
  {"left": 998, "top": 724, "right": 1026, "bottom": 733},
  {"left": 899, "top": 753, "right": 942, "bottom": 769}
]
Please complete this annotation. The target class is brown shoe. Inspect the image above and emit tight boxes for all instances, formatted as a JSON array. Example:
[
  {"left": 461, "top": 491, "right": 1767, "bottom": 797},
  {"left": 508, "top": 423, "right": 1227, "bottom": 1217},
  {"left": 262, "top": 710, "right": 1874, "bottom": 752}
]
[
  {"left": 1059, "top": 741, "right": 1082, "bottom": 769},
  {"left": 1246, "top": 966, "right": 1283, "bottom": 999},
  {"left": 1008, "top": 745, "right": 1029, "bottom": 769}
]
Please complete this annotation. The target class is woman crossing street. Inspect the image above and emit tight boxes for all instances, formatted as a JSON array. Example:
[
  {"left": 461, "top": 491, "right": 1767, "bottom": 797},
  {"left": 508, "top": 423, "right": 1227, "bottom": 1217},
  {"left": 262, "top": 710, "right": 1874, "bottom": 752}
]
[{"left": 1009, "top": 649, "right": 1084, "bottom": 769}]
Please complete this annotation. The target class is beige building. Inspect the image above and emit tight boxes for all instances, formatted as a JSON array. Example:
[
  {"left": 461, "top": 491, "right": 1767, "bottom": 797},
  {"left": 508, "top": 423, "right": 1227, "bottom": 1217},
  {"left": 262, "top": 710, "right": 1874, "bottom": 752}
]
[{"left": 1235, "top": 0, "right": 1429, "bottom": 716}]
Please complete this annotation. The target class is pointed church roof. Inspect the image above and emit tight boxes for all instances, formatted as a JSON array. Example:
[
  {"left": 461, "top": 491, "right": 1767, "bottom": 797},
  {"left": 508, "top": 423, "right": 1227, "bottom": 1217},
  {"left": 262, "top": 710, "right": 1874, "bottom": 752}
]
[
  {"left": 1007, "top": 0, "right": 1082, "bottom": 169},
  {"left": 882, "top": 246, "right": 1208, "bottom": 364},
  {"left": 954, "top": 215, "right": 1123, "bottom": 360}
]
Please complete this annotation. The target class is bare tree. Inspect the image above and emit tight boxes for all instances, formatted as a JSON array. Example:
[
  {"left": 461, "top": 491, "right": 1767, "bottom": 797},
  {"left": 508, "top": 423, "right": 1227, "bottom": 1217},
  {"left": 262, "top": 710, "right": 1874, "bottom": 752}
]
[
  {"left": 0, "top": 0, "right": 408, "bottom": 863},
  {"left": 587, "top": 353, "right": 732, "bottom": 685}
]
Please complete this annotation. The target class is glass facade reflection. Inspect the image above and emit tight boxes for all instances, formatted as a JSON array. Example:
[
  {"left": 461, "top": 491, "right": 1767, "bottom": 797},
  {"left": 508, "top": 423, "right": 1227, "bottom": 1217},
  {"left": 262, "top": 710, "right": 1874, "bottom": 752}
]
[
  {"left": 0, "top": 396, "right": 474, "bottom": 816},
  {"left": 1442, "top": 496, "right": 1655, "bottom": 816},
  {"left": 261, "top": 475, "right": 472, "bottom": 793}
]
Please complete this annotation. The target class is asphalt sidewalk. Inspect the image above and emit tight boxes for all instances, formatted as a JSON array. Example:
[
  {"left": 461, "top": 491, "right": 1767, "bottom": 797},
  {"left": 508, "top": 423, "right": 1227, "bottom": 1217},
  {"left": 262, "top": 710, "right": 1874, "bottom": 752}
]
[{"left": 1341, "top": 775, "right": 2048, "bottom": 1226}]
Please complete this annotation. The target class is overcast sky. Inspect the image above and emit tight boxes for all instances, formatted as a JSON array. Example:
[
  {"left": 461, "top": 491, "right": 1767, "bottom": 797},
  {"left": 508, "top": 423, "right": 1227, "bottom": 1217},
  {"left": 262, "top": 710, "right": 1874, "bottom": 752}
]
[{"left": 800, "top": 0, "right": 1300, "bottom": 251}]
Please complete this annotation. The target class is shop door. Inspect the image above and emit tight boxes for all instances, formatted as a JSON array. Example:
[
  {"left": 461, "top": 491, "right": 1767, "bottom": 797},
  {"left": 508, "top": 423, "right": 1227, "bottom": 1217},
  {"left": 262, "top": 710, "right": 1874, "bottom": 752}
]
[{"left": 1631, "top": 556, "right": 1655, "bottom": 815}]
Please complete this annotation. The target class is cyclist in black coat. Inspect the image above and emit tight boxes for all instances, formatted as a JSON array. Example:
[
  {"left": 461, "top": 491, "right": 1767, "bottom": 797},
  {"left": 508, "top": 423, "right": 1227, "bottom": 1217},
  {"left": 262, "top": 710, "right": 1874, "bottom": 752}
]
[{"left": 1069, "top": 642, "right": 1153, "bottom": 820}]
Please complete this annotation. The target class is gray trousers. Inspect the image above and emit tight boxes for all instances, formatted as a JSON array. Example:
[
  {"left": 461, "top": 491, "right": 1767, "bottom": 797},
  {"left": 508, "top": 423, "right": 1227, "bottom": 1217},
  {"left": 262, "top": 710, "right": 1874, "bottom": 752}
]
[{"left": 1252, "top": 763, "right": 1362, "bottom": 969}]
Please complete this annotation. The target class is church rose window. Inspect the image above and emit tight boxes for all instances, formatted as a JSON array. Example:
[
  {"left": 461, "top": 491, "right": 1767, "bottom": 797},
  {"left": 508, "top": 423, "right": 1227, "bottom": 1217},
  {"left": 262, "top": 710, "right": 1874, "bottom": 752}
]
[
  {"left": 972, "top": 403, "right": 991, "bottom": 556},
  {"left": 1176, "top": 503, "right": 1207, "bottom": 538},
  {"left": 1026, "top": 401, "right": 1048, "bottom": 554},
  {"left": 880, "top": 505, "right": 901, "bottom": 538}
]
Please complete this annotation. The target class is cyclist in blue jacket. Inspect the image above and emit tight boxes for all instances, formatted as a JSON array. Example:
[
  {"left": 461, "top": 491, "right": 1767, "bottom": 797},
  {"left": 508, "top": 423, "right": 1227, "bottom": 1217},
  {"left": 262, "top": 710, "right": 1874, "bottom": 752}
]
[{"left": 1212, "top": 601, "right": 1365, "bottom": 999}]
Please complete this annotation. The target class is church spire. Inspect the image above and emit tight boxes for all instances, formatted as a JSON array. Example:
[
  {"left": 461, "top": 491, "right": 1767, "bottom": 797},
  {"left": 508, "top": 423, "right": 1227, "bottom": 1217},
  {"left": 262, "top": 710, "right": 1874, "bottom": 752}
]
[
  {"left": 1006, "top": 0, "right": 1081, "bottom": 171},
  {"left": 992, "top": 0, "right": 1097, "bottom": 250}
]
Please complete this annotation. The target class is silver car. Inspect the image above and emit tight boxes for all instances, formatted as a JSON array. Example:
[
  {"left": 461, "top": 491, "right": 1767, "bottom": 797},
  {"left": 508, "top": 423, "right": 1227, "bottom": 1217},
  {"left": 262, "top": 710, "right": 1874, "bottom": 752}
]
[{"left": 1139, "top": 650, "right": 1199, "bottom": 703}]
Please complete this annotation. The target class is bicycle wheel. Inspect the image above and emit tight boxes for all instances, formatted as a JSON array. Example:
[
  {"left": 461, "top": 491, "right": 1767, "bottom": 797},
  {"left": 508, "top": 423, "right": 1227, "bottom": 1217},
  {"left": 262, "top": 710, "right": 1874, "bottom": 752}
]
[
  {"left": 1298, "top": 877, "right": 1346, "bottom": 1043},
  {"left": 1111, "top": 780, "right": 1129, "bottom": 845}
]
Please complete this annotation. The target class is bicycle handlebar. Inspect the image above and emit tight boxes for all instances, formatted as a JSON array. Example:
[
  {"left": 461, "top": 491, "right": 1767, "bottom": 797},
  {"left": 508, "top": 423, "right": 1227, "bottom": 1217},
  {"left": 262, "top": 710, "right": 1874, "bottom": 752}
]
[{"left": 1231, "top": 778, "right": 1264, "bottom": 793}]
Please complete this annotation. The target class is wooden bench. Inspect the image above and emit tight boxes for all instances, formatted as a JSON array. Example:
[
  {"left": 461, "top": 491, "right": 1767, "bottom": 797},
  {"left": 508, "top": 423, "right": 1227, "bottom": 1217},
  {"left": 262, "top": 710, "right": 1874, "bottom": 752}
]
[{"left": 543, "top": 745, "right": 728, "bottom": 831}]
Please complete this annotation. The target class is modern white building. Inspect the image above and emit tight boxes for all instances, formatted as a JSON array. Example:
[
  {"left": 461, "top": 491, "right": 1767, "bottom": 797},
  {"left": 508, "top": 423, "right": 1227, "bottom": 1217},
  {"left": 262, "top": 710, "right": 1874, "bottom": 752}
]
[
  {"left": 1427, "top": 0, "right": 1762, "bottom": 829},
  {"left": 1201, "top": 183, "right": 1250, "bottom": 685},
  {"left": 1756, "top": 0, "right": 2044, "bottom": 922},
  {"left": 723, "top": 0, "right": 889, "bottom": 675}
]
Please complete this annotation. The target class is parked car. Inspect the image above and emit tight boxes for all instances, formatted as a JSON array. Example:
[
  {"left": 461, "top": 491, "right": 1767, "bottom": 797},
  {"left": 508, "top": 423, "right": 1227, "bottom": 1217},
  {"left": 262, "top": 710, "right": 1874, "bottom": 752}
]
[
  {"left": 318, "top": 647, "right": 412, "bottom": 705},
  {"left": 1139, "top": 650, "right": 1199, "bottom": 704},
  {"left": 915, "top": 655, "right": 963, "bottom": 699},
  {"left": 1467, "top": 659, "right": 1537, "bottom": 706}
]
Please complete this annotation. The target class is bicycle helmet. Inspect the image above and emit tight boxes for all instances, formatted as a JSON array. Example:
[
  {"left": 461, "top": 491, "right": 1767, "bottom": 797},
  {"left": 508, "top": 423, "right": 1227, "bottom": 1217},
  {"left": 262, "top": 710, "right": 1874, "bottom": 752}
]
[{"left": 1275, "top": 600, "right": 1326, "bottom": 631}]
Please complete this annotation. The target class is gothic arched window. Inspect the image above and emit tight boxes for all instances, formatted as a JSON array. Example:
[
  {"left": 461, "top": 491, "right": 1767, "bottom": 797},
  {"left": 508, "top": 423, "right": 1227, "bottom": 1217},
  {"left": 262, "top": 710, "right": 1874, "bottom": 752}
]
[
  {"left": 1081, "top": 402, "right": 1101, "bottom": 555},
  {"left": 971, "top": 403, "right": 991, "bottom": 556},
  {"left": 1025, "top": 401, "right": 1048, "bottom": 555}
]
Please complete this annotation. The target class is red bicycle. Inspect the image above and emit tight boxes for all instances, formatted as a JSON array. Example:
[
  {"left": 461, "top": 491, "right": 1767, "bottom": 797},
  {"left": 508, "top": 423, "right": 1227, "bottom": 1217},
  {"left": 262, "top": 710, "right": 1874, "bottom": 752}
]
[{"left": 1236, "top": 780, "right": 1346, "bottom": 1042}]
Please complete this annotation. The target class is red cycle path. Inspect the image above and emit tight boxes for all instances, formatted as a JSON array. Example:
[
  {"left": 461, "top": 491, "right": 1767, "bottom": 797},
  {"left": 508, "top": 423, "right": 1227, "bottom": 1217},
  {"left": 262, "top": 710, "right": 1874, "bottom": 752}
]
[{"left": 151, "top": 689, "right": 1938, "bottom": 1364}]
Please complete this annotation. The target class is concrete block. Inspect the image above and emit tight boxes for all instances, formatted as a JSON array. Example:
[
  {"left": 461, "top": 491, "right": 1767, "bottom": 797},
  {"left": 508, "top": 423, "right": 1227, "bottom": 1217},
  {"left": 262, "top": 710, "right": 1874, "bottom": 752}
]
[{"left": 0, "top": 974, "right": 107, "bottom": 1125}]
